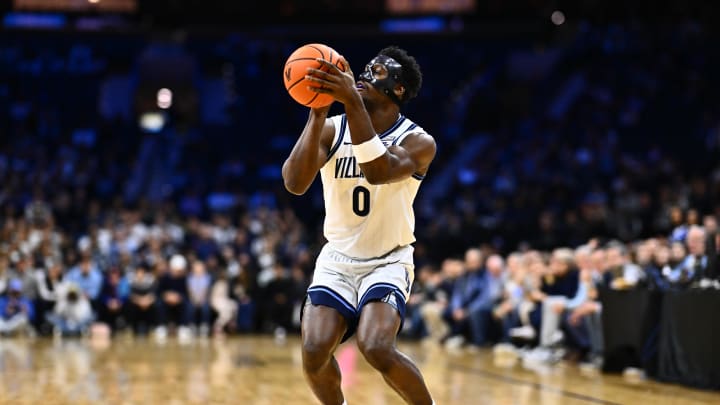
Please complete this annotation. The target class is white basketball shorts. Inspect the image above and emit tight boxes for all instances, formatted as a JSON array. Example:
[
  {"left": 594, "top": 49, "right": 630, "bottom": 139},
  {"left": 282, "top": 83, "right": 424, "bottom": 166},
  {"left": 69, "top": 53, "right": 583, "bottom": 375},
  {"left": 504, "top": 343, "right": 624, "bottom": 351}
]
[{"left": 305, "top": 244, "right": 415, "bottom": 340}]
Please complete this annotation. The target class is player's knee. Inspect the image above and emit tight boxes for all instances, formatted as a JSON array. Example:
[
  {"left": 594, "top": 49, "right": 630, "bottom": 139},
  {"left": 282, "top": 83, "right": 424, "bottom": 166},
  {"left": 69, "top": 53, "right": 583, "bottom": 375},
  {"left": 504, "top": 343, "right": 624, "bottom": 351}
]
[
  {"left": 302, "top": 336, "right": 335, "bottom": 372},
  {"left": 358, "top": 335, "right": 395, "bottom": 372}
]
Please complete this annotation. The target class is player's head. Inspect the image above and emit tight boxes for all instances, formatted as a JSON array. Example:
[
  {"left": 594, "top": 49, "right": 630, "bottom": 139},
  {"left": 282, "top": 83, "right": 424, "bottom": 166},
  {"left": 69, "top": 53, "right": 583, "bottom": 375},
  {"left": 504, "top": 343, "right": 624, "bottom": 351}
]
[{"left": 357, "top": 46, "right": 422, "bottom": 108}]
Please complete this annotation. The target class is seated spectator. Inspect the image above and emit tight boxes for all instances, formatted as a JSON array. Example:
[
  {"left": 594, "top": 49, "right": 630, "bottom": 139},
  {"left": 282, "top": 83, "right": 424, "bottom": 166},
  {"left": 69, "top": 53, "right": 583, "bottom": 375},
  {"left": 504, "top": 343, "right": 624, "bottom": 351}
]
[
  {"left": 7, "top": 254, "right": 39, "bottom": 302},
  {"left": 0, "top": 279, "right": 34, "bottom": 336},
  {"left": 669, "top": 241, "right": 687, "bottom": 269},
  {"left": 65, "top": 257, "right": 103, "bottom": 308},
  {"left": 126, "top": 263, "right": 157, "bottom": 336},
  {"left": 0, "top": 256, "right": 9, "bottom": 295},
  {"left": 444, "top": 248, "right": 501, "bottom": 348},
  {"left": 231, "top": 270, "right": 256, "bottom": 333},
  {"left": 210, "top": 271, "right": 238, "bottom": 336},
  {"left": 507, "top": 252, "right": 546, "bottom": 342},
  {"left": 418, "top": 259, "right": 459, "bottom": 343},
  {"left": 261, "top": 264, "right": 295, "bottom": 339},
  {"left": 645, "top": 244, "right": 673, "bottom": 291},
  {"left": 563, "top": 267, "right": 604, "bottom": 368},
  {"left": 187, "top": 260, "right": 212, "bottom": 336},
  {"left": 493, "top": 253, "right": 526, "bottom": 344},
  {"left": 98, "top": 267, "right": 130, "bottom": 332},
  {"left": 34, "top": 261, "right": 67, "bottom": 335},
  {"left": 47, "top": 284, "right": 94, "bottom": 337},
  {"left": 472, "top": 255, "right": 505, "bottom": 345},
  {"left": 668, "top": 225, "right": 708, "bottom": 287},
  {"left": 156, "top": 255, "right": 191, "bottom": 341},
  {"left": 535, "top": 248, "right": 580, "bottom": 355},
  {"left": 603, "top": 243, "right": 644, "bottom": 289},
  {"left": 404, "top": 264, "right": 437, "bottom": 340}
]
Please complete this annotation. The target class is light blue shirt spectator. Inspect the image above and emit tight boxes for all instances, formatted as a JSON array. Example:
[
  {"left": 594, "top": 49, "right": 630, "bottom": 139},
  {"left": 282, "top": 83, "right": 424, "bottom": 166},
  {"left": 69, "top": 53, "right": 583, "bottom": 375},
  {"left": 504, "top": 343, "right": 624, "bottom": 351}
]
[
  {"left": 668, "top": 255, "right": 707, "bottom": 283},
  {"left": 65, "top": 261, "right": 103, "bottom": 300}
]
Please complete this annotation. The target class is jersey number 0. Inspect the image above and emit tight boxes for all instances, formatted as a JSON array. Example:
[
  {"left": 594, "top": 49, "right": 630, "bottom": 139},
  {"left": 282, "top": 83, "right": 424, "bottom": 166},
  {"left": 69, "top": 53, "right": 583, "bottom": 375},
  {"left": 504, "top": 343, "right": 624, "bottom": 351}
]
[{"left": 352, "top": 186, "right": 370, "bottom": 216}]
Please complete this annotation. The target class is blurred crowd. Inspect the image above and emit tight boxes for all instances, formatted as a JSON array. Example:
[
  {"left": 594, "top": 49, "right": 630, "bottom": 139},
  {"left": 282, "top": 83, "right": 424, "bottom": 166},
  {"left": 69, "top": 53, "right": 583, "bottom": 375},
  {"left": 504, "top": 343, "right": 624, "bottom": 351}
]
[
  {"left": 422, "top": 24, "right": 720, "bottom": 261},
  {"left": 0, "top": 204, "right": 313, "bottom": 340},
  {"left": 403, "top": 222, "right": 719, "bottom": 368}
]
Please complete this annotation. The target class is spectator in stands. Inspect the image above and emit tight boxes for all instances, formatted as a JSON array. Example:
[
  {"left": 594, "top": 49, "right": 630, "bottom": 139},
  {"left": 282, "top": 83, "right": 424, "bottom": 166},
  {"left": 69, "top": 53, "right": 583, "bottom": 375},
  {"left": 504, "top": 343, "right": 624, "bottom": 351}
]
[
  {"left": 98, "top": 267, "right": 129, "bottom": 332},
  {"left": 563, "top": 265, "right": 604, "bottom": 369},
  {"left": 492, "top": 253, "right": 526, "bottom": 344},
  {"left": 231, "top": 270, "right": 255, "bottom": 333},
  {"left": 7, "top": 254, "right": 38, "bottom": 302},
  {"left": 210, "top": 270, "right": 237, "bottom": 336},
  {"left": 262, "top": 263, "right": 295, "bottom": 340},
  {"left": 0, "top": 279, "right": 34, "bottom": 336},
  {"left": 444, "top": 248, "right": 488, "bottom": 348},
  {"left": 670, "top": 241, "right": 687, "bottom": 269},
  {"left": 645, "top": 244, "right": 673, "bottom": 290},
  {"left": 65, "top": 257, "right": 103, "bottom": 308},
  {"left": 603, "top": 243, "right": 644, "bottom": 289},
  {"left": 34, "top": 261, "right": 67, "bottom": 335},
  {"left": 669, "top": 225, "right": 707, "bottom": 286},
  {"left": 0, "top": 256, "right": 8, "bottom": 295},
  {"left": 126, "top": 263, "right": 157, "bottom": 335},
  {"left": 419, "top": 259, "right": 459, "bottom": 343},
  {"left": 47, "top": 283, "right": 94, "bottom": 337},
  {"left": 156, "top": 254, "right": 191, "bottom": 341},
  {"left": 187, "top": 260, "right": 212, "bottom": 336},
  {"left": 526, "top": 248, "right": 580, "bottom": 362}
]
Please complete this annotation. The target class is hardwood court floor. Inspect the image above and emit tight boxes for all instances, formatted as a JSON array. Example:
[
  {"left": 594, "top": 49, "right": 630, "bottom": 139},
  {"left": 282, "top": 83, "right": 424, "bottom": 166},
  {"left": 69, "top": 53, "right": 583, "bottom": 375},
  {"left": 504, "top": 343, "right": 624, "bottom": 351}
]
[{"left": 0, "top": 336, "right": 718, "bottom": 405}]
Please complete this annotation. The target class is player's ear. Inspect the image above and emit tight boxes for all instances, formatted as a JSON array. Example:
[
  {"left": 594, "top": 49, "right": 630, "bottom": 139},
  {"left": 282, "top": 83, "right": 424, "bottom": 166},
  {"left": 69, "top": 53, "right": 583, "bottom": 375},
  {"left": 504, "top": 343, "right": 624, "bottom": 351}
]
[{"left": 394, "top": 85, "right": 405, "bottom": 100}]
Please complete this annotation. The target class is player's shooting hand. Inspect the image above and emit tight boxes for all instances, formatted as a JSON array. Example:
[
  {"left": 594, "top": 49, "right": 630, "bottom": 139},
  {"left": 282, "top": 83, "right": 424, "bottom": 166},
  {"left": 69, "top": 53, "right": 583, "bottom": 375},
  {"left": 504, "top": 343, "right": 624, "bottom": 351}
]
[{"left": 305, "top": 57, "right": 358, "bottom": 105}]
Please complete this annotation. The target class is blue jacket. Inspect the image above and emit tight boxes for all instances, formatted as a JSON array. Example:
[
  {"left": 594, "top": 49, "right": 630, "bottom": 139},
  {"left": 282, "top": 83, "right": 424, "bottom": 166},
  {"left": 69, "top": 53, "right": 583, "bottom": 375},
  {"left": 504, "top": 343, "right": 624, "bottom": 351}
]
[
  {"left": 0, "top": 296, "right": 34, "bottom": 321},
  {"left": 450, "top": 270, "right": 500, "bottom": 314}
]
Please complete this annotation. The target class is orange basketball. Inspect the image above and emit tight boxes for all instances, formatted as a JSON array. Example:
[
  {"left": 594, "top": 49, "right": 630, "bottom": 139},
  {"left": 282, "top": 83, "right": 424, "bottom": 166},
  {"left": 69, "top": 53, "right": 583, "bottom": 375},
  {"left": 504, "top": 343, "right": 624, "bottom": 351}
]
[{"left": 283, "top": 43, "right": 347, "bottom": 108}]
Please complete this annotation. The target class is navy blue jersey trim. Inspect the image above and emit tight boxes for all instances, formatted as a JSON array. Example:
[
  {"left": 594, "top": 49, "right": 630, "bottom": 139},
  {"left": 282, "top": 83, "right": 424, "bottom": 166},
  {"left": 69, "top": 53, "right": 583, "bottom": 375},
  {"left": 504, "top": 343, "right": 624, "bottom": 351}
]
[
  {"left": 379, "top": 116, "right": 406, "bottom": 139},
  {"left": 359, "top": 282, "right": 404, "bottom": 306},
  {"left": 412, "top": 173, "right": 425, "bottom": 181},
  {"left": 326, "top": 115, "right": 347, "bottom": 162},
  {"left": 306, "top": 286, "right": 359, "bottom": 342},
  {"left": 357, "top": 283, "right": 407, "bottom": 333},
  {"left": 391, "top": 123, "right": 419, "bottom": 146},
  {"left": 307, "top": 285, "right": 356, "bottom": 314}
]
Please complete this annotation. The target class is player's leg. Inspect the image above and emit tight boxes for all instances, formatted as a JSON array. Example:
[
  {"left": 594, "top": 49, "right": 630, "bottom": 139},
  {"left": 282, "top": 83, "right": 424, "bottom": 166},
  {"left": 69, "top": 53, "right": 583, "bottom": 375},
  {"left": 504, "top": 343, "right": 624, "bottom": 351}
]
[
  {"left": 302, "top": 247, "right": 359, "bottom": 405},
  {"left": 302, "top": 302, "right": 348, "bottom": 405},
  {"left": 355, "top": 248, "right": 433, "bottom": 405},
  {"left": 356, "top": 300, "right": 433, "bottom": 405}
]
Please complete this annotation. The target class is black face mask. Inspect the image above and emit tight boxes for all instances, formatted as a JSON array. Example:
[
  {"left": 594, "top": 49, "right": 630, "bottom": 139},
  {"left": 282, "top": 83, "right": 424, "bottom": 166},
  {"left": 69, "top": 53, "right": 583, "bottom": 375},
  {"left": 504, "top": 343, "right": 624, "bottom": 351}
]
[{"left": 358, "top": 55, "right": 404, "bottom": 105}]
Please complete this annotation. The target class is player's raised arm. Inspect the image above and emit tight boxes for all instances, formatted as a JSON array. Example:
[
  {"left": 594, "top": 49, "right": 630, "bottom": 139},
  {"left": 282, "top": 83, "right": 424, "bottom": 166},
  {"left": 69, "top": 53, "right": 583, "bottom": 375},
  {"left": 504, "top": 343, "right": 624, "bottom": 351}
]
[
  {"left": 281, "top": 106, "right": 335, "bottom": 195},
  {"left": 305, "top": 48, "right": 435, "bottom": 184}
]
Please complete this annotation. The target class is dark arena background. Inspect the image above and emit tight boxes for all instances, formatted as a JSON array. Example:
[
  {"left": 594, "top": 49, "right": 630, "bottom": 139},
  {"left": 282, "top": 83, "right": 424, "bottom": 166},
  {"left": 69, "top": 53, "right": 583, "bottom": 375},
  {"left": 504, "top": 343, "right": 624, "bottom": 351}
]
[{"left": 1, "top": 1, "right": 720, "bottom": 404}]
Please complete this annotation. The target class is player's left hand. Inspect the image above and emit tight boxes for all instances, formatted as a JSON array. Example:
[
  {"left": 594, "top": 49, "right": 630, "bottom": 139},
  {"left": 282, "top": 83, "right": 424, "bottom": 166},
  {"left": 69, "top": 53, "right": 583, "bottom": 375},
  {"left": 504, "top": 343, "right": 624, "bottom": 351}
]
[{"left": 305, "top": 57, "right": 358, "bottom": 105}]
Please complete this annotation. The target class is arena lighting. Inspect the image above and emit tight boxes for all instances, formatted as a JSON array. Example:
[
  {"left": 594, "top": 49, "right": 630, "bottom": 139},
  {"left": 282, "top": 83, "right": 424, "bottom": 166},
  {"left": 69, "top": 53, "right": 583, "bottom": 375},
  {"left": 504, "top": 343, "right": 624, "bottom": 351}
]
[
  {"left": 88, "top": 0, "right": 100, "bottom": 3},
  {"left": 139, "top": 112, "right": 166, "bottom": 133},
  {"left": 551, "top": 10, "right": 566, "bottom": 26},
  {"left": 157, "top": 88, "right": 173, "bottom": 109}
]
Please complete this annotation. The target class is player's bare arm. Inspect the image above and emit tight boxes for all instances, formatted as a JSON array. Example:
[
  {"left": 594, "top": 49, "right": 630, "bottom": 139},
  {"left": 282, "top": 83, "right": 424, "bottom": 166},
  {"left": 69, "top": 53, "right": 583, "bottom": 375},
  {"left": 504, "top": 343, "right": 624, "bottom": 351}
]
[
  {"left": 281, "top": 106, "right": 336, "bottom": 195},
  {"left": 373, "top": 132, "right": 436, "bottom": 183},
  {"left": 307, "top": 58, "right": 436, "bottom": 184}
]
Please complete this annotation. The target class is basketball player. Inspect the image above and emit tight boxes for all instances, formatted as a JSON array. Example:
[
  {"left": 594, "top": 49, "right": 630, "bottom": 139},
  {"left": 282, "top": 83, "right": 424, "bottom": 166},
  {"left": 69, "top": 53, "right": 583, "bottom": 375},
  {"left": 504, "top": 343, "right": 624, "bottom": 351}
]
[{"left": 282, "top": 46, "right": 436, "bottom": 405}]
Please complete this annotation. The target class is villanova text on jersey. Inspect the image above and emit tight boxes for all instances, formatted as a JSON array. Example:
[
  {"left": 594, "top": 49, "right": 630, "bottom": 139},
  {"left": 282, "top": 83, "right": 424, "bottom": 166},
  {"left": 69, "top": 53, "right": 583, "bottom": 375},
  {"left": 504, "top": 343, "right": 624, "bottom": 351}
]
[{"left": 335, "top": 156, "right": 365, "bottom": 179}]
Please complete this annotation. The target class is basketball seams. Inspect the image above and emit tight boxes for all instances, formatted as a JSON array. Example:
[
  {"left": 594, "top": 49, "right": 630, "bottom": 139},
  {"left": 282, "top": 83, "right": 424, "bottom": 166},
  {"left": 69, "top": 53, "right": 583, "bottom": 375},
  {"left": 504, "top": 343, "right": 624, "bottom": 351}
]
[
  {"left": 284, "top": 57, "right": 322, "bottom": 66},
  {"left": 304, "top": 92, "right": 321, "bottom": 106},
  {"left": 285, "top": 44, "right": 340, "bottom": 108},
  {"left": 306, "top": 44, "right": 326, "bottom": 60},
  {"left": 286, "top": 77, "right": 307, "bottom": 92}
]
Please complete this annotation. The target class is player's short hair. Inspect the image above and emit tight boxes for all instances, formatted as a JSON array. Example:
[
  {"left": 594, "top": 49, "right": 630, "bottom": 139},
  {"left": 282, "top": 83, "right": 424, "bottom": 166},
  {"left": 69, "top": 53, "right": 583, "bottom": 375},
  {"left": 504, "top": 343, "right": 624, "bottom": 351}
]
[{"left": 378, "top": 46, "right": 422, "bottom": 102}]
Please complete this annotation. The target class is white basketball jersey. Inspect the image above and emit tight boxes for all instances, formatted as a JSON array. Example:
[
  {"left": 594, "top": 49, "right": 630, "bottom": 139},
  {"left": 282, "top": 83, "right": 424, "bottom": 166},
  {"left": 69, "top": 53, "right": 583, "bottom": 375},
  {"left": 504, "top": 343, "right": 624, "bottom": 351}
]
[{"left": 319, "top": 114, "right": 427, "bottom": 259}]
